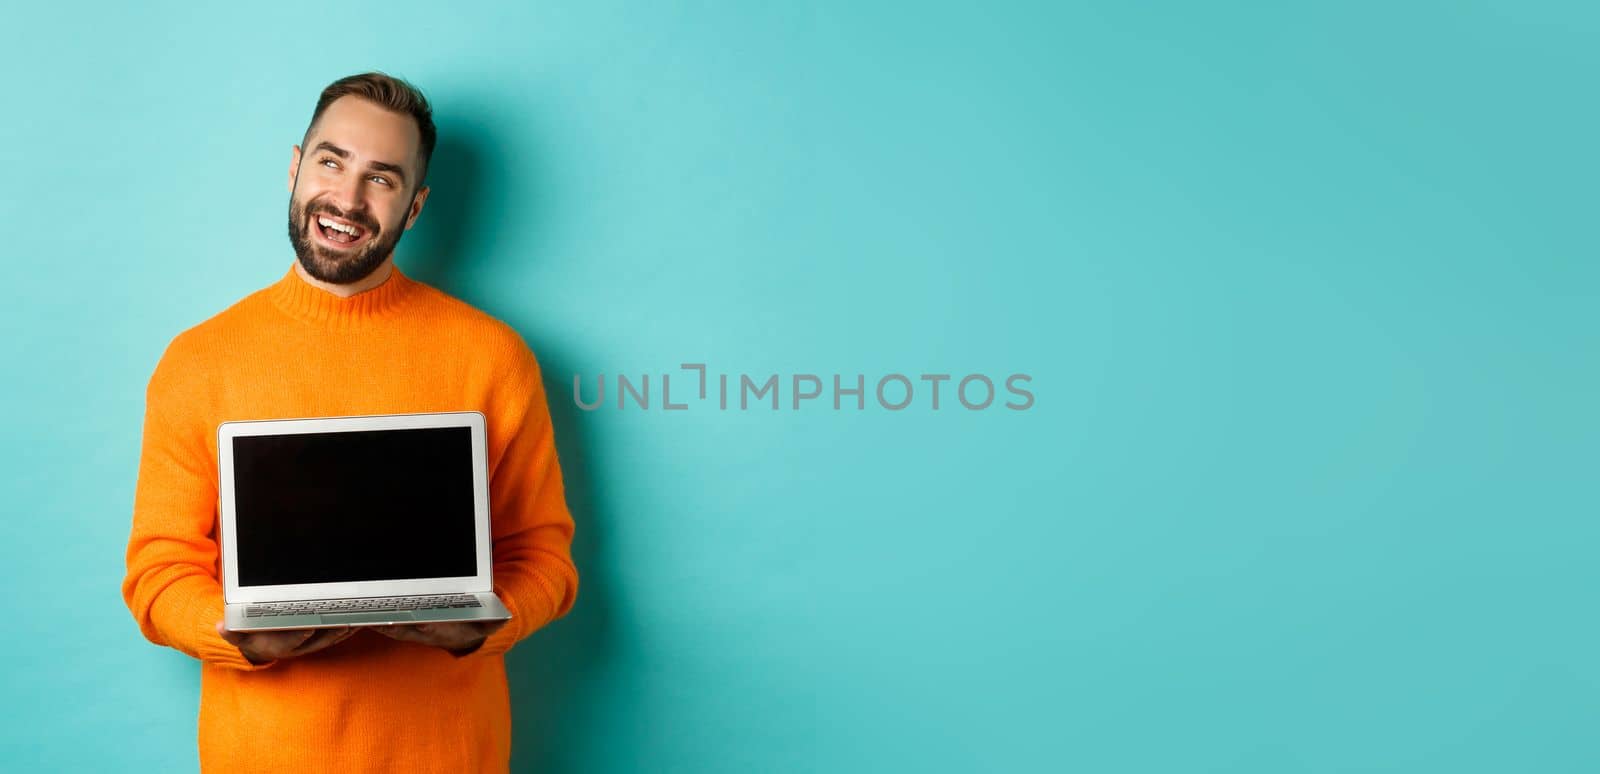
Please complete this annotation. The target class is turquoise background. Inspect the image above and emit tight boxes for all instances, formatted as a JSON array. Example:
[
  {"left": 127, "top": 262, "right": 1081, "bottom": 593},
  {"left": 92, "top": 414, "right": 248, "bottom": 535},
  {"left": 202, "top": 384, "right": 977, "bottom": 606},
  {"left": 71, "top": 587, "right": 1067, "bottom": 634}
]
[{"left": 2, "top": 1, "right": 1596, "bottom": 771}]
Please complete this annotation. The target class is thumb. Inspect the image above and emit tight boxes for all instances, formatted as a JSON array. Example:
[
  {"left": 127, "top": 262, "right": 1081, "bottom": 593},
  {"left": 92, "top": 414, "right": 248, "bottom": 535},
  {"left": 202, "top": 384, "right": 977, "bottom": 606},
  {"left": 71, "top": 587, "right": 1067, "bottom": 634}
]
[{"left": 215, "top": 621, "right": 241, "bottom": 644}]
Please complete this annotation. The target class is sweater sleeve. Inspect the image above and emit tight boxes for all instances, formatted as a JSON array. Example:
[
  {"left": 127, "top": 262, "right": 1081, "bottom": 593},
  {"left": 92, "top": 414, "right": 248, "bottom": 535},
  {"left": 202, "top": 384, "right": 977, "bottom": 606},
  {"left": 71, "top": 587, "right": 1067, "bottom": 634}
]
[
  {"left": 121, "top": 339, "right": 275, "bottom": 671},
  {"left": 457, "top": 341, "right": 580, "bottom": 660}
]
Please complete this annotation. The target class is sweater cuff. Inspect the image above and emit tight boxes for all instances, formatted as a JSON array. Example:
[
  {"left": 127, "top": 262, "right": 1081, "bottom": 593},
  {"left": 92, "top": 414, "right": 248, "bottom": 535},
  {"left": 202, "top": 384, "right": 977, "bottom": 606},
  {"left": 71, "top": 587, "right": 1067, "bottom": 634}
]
[
  {"left": 456, "top": 573, "right": 561, "bottom": 660},
  {"left": 161, "top": 579, "right": 278, "bottom": 671}
]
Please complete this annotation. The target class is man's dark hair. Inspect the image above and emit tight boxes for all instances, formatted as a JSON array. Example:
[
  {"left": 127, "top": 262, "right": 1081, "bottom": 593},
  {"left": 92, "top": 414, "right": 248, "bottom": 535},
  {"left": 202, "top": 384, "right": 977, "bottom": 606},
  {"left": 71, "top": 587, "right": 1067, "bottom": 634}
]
[{"left": 302, "top": 71, "right": 437, "bottom": 191}]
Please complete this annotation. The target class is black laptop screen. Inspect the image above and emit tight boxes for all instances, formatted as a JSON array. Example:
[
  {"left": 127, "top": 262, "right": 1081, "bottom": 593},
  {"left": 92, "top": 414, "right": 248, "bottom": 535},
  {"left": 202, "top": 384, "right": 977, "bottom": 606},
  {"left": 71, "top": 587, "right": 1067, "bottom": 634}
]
[{"left": 230, "top": 426, "right": 478, "bottom": 587}]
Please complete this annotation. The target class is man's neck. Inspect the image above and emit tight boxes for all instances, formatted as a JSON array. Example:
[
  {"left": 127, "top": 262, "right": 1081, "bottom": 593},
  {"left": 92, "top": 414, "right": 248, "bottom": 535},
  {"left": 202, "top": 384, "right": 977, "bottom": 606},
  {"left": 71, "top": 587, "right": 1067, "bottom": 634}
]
[{"left": 294, "top": 256, "right": 396, "bottom": 298}]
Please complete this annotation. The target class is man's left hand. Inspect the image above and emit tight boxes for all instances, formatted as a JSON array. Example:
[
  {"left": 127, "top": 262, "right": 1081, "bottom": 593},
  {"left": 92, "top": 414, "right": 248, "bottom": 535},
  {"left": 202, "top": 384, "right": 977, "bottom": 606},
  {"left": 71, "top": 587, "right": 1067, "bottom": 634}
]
[{"left": 371, "top": 620, "right": 509, "bottom": 655}]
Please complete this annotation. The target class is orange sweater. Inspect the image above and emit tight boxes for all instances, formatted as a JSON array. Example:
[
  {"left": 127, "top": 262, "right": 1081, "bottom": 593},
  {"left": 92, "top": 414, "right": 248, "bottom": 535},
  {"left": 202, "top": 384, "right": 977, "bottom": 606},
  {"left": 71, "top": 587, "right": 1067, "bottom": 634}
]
[{"left": 121, "top": 263, "right": 579, "bottom": 773}]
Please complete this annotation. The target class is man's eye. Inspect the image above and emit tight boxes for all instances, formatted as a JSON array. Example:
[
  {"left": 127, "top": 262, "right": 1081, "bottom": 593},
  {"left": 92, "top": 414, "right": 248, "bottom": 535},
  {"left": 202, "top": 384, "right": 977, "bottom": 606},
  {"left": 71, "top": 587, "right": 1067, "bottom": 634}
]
[{"left": 319, "top": 159, "right": 389, "bottom": 186}]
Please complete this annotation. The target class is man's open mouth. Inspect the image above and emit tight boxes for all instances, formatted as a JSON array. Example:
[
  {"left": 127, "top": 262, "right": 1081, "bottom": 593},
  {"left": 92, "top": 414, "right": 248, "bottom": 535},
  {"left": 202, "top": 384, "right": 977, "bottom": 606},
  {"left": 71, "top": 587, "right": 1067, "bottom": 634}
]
[{"left": 313, "top": 214, "right": 371, "bottom": 248}]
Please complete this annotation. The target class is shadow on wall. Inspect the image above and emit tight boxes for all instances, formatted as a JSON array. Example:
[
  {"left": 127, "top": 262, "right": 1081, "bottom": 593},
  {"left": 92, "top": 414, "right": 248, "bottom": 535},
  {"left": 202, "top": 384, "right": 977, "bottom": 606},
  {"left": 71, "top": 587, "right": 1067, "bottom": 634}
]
[
  {"left": 402, "top": 110, "right": 617, "bottom": 773},
  {"left": 399, "top": 128, "right": 489, "bottom": 291}
]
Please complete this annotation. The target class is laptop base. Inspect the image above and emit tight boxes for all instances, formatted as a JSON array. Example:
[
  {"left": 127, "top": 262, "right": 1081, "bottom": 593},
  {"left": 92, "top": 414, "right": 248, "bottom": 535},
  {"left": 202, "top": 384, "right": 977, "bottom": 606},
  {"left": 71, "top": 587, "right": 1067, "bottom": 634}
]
[{"left": 223, "top": 591, "right": 511, "bottom": 632}]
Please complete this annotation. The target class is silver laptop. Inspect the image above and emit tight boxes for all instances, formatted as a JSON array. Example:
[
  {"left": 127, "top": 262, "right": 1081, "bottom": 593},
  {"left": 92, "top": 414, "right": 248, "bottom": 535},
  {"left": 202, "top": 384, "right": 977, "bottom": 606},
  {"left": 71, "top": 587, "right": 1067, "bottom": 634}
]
[{"left": 218, "top": 411, "right": 512, "bottom": 632}]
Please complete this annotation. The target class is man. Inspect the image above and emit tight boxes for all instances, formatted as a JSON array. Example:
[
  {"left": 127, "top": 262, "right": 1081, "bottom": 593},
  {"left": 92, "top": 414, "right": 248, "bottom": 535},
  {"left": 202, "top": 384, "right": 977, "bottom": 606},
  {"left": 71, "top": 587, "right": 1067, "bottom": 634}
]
[{"left": 121, "top": 71, "right": 578, "bottom": 773}]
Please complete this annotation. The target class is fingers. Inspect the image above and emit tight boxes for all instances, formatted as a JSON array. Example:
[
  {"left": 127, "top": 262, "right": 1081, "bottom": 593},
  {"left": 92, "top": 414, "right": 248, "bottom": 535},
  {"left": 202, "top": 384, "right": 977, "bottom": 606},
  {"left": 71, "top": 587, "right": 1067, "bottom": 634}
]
[
  {"left": 373, "top": 623, "right": 459, "bottom": 647},
  {"left": 373, "top": 624, "right": 426, "bottom": 642},
  {"left": 214, "top": 621, "right": 360, "bottom": 661},
  {"left": 307, "top": 628, "right": 358, "bottom": 651},
  {"left": 252, "top": 629, "right": 316, "bottom": 659},
  {"left": 216, "top": 621, "right": 312, "bottom": 650},
  {"left": 288, "top": 626, "right": 355, "bottom": 657},
  {"left": 372, "top": 622, "right": 492, "bottom": 651}
]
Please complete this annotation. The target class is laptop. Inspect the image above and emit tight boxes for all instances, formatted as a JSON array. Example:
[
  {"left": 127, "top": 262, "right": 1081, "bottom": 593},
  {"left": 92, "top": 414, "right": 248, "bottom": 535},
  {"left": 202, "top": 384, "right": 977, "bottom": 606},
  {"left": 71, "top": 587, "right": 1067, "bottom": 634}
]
[{"left": 217, "top": 411, "right": 513, "bottom": 632}]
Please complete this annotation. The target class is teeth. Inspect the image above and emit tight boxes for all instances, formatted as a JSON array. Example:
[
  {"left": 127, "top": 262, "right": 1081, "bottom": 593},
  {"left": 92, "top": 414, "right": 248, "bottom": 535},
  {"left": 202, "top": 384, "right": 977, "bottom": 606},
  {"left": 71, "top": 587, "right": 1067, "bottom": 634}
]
[{"left": 317, "top": 216, "right": 361, "bottom": 236}]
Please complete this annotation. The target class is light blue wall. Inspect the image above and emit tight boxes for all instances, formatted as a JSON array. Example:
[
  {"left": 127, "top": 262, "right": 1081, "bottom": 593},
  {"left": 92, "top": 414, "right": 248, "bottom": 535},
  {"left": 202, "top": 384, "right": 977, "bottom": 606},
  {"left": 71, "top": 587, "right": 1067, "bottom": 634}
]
[{"left": 2, "top": 2, "right": 1596, "bottom": 771}]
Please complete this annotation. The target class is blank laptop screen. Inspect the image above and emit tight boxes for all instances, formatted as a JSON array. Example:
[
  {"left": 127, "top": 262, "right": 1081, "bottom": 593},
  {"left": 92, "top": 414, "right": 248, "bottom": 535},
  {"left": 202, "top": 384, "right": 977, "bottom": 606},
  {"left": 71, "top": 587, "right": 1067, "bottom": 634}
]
[{"left": 231, "top": 426, "right": 478, "bottom": 587}]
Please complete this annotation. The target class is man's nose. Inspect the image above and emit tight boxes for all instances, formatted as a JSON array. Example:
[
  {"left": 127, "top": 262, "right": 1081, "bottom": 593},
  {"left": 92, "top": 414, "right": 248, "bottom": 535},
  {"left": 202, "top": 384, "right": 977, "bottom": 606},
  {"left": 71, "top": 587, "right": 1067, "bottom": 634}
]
[{"left": 331, "top": 172, "right": 368, "bottom": 213}]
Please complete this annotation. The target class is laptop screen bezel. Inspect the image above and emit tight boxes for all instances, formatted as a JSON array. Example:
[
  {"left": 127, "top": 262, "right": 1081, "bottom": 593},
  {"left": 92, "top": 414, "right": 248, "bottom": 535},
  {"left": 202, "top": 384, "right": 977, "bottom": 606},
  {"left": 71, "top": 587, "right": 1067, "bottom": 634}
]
[{"left": 216, "top": 411, "right": 492, "bottom": 604}]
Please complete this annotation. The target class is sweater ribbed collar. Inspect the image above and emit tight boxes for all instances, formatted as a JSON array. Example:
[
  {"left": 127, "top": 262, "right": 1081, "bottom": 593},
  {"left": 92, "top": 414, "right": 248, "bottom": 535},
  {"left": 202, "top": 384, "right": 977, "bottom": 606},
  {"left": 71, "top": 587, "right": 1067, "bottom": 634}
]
[{"left": 266, "top": 261, "right": 420, "bottom": 327}]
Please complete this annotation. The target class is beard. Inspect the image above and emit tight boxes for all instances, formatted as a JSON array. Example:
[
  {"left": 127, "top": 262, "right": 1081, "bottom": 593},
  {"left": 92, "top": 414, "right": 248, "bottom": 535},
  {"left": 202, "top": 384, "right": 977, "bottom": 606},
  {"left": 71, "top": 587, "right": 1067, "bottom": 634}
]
[{"left": 287, "top": 191, "right": 406, "bottom": 285}]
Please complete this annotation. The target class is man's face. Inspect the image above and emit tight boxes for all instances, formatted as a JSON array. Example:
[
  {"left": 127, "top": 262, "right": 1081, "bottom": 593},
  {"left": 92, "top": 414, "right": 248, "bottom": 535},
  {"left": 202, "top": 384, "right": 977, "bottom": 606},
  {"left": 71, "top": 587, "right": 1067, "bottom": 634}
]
[{"left": 287, "top": 96, "right": 430, "bottom": 284}]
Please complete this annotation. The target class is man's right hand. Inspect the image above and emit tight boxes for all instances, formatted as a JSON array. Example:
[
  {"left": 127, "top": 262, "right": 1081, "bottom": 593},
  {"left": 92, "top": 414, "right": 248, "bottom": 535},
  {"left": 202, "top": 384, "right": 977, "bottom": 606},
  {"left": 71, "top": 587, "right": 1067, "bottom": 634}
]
[{"left": 215, "top": 620, "right": 357, "bottom": 665}]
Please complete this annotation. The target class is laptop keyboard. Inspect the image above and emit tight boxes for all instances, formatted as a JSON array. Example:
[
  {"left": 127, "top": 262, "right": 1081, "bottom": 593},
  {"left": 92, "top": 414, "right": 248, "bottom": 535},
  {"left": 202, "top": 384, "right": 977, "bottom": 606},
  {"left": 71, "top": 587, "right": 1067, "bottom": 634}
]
[{"left": 244, "top": 594, "right": 482, "bottom": 618}]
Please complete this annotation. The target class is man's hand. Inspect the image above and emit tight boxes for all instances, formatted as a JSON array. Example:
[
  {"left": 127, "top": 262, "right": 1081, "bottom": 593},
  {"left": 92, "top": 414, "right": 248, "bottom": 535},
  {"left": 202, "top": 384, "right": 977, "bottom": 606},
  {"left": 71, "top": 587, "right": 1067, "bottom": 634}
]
[
  {"left": 371, "top": 620, "right": 509, "bottom": 655},
  {"left": 215, "top": 621, "right": 358, "bottom": 666}
]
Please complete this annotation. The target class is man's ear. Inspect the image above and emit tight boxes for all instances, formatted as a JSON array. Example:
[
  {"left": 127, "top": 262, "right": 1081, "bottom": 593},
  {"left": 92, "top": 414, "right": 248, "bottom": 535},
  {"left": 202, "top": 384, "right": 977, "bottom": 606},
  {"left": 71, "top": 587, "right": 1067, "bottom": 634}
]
[
  {"left": 288, "top": 145, "right": 302, "bottom": 194},
  {"left": 404, "top": 185, "right": 430, "bottom": 231}
]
